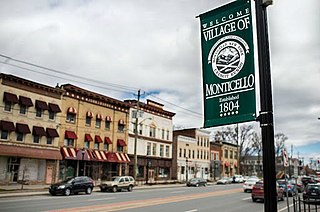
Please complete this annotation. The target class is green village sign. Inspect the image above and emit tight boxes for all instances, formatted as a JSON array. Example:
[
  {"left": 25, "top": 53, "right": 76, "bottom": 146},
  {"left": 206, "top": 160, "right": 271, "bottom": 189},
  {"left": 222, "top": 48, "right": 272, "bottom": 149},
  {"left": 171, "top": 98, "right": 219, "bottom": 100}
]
[{"left": 199, "top": 0, "right": 256, "bottom": 127}]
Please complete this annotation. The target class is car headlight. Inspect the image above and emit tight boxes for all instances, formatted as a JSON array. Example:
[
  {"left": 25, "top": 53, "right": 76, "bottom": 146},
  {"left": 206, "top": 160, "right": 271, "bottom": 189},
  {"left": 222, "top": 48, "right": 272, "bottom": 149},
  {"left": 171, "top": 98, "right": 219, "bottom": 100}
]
[{"left": 58, "top": 185, "right": 66, "bottom": 189}]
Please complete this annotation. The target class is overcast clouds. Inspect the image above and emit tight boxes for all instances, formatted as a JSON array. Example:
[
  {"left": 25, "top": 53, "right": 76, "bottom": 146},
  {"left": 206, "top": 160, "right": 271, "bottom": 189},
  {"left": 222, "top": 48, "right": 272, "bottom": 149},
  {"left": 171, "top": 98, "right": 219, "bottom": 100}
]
[{"left": 0, "top": 0, "right": 319, "bottom": 161}]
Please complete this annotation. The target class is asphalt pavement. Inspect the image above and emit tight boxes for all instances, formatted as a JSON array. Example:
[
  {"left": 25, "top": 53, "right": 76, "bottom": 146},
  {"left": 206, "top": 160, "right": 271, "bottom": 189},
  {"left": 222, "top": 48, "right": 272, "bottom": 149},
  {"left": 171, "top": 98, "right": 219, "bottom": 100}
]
[{"left": 0, "top": 182, "right": 214, "bottom": 198}]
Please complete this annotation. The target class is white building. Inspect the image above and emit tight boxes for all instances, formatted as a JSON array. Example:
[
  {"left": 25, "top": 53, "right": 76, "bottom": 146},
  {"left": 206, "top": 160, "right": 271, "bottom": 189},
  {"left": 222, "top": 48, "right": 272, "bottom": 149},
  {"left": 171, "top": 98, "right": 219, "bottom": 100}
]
[{"left": 125, "top": 99, "right": 175, "bottom": 183}]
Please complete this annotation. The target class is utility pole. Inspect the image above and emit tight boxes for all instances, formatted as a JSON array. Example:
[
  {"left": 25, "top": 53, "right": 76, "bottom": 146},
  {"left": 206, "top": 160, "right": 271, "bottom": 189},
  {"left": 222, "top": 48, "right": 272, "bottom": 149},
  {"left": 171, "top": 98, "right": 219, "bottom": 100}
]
[
  {"left": 133, "top": 90, "right": 140, "bottom": 180},
  {"left": 255, "top": 0, "right": 277, "bottom": 211}
]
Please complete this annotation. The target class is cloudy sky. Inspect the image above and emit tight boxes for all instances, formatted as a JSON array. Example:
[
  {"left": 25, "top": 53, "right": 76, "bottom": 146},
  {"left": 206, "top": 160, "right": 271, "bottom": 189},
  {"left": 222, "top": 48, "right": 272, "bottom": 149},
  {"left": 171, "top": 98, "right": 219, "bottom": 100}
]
[{"left": 0, "top": 0, "right": 319, "bottom": 162}]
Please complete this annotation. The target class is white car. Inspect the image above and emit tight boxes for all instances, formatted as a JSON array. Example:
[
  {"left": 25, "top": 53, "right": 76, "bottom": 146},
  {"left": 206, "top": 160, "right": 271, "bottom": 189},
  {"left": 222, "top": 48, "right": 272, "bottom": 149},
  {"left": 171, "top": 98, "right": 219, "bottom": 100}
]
[
  {"left": 233, "top": 175, "right": 245, "bottom": 183},
  {"left": 217, "top": 177, "right": 232, "bottom": 184},
  {"left": 243, "top": 178, "right": 260, "bottom": 192}
]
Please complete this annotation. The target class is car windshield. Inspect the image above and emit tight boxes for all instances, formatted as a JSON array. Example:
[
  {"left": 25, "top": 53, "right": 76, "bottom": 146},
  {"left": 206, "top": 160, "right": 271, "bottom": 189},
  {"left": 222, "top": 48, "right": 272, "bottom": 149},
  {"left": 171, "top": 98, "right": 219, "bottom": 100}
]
[
  {"left": 190, "top": 178, "right": 198, "bottom": 182},
  {"left": 61, "top": 178, "right": 74, "bottom": 184},
  {"left": 307, "top": 185, "right": 319, "bottom": 190},
  {"left": 111, "top": 177, "right": 120, "bottom": 182},
  {"left": 246, "top": 179, "right": 257, "bottom": 183}
]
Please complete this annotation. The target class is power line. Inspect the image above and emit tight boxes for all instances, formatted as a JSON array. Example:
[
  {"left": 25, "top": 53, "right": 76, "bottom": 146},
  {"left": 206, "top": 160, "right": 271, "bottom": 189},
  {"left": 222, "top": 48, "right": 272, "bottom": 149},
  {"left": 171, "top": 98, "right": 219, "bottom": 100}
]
[{"left": 0, "top": 53, "right": 203, "bottom": 118}]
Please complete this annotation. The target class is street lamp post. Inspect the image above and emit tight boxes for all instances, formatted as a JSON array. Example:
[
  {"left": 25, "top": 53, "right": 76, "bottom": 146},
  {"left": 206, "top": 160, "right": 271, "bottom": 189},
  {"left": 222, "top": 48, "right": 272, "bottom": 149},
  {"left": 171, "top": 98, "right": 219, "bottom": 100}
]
[
  {"left": 81, "top": 148, "right": 85, "bottom": 176},
  {"left": 186, "top": 157, "right": 189, "bottom": 182}
]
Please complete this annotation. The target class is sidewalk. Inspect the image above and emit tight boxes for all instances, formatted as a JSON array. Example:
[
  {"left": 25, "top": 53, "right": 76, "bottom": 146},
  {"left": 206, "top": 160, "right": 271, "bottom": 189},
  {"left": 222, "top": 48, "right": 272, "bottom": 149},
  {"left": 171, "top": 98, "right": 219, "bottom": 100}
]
[{"left": 0, "top": 182, "right": 208, "bottom": 198}]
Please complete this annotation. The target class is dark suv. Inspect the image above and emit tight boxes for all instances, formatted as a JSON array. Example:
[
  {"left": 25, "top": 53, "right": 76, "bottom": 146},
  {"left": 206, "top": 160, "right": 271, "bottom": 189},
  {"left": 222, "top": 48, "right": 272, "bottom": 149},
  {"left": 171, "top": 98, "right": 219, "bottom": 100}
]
[
  {"left": 49, "top": 176, "right": 94, "bottom": 196},
  {"left": 303, "top": 183, "right": 320, "bottom": 203}
]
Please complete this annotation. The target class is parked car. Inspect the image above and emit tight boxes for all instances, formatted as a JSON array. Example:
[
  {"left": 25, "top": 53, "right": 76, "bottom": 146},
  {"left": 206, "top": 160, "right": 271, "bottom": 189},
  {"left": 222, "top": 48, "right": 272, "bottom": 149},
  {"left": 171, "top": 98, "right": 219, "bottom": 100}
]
[
  {"left": 217, "top": 177, "right": 232, "bottom": 185},
  {"left": 289, "top": 178, "right": 304, "bottom": 193},
  {"left": 251, "top": 180, "right": 284, "bottom": 202},
  {"left": 187, "top": 178, "right": 207, "bottom": 187},
  {"left": 303, "top": 183, "right": 320, "bottom": 203},
  {"left": 99, "top": 176, "right": 135, "bottom": 192},
  {"left": 49, "top": 176, "right": 94, "bottom": 196},
  {"left": 233, "top": 175, "right": 245, "bottom": 183},
  {"left": 277, "top": 179, "right": 297, "bottom": 196},
  {"left": 243, "top": 178, "right": 260, "bottom": 193}
]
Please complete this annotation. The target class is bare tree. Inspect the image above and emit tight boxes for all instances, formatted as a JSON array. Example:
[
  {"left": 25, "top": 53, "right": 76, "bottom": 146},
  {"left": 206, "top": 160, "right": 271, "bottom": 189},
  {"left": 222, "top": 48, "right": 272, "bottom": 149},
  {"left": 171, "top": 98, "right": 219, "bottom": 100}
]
[
  {"left": 213, "top": 124, "right": 258, "bottom": 173},
  {"left": 275, "top": 133, "right": 288, "bottom": 157}
]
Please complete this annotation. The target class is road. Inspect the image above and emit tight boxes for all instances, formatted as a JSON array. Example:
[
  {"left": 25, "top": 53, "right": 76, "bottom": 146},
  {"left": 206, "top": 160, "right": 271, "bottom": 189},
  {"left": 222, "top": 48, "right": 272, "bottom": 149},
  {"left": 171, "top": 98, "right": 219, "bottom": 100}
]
[{"left": 0, "top": 184, "right": 296, "bottom": 212}]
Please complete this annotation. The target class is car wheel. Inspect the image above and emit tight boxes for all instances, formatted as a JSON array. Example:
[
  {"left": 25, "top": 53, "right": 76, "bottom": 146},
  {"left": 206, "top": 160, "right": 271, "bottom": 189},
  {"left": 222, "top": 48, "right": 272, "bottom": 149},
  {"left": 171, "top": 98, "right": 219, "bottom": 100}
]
[
  {"left": 100, "top": 188, "right": 106, "bottom": 192},
  {"left": 50, "top": 192, "right": 56, "bottom": 196},
  {"left": 86, "top": 187, "right": 92, "bottom": 194},
  {"left": 252, "top": 197, "right": 257, "bottom": 202},
  {"left": 112, "top": 186, "right": 118, "bottom": 193},
  {"left": 196, "top": 183, "right": 199, "bottom": 187},
  {"left": 64, "top": 188, "right": 71, "bottom": 196},
  {"left": 128, "top": 185, "right": 133, "bottom": 192},
  {"left": 203, "top": 183, "right": 207, "bottom": 187}
]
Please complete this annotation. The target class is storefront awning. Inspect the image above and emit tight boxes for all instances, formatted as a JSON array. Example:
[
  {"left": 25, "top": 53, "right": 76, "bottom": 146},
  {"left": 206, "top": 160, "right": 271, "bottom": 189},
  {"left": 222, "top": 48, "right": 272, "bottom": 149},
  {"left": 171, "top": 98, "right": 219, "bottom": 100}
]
[
  {"left": 0, "top": 120, "right": 15, "bottom": 132},
  {"left": 19, "top": 96, "right": 33, "bottom": 107},
  {"left": 104, "top": 137, "right": 112, "bottom": 144},
  {"left": 32, "top": 126, "right": 46, "bottom": 136},
  {"left": 224, "top": 161, "right": 230, "bottom": 167},
  {"left": 116, "top": 152, "right": 131, "bottom": 163},
  {"left": 16, "top": 123, "right": 31, "bottom": 134},
  {"left": 95, "top": 135, "right": 103, "bottom": 143},
  {"left": 46, "top": 128, "right": 59, "bottom": 137},
  {"left": 117, "top": 139, "right": 127, "bottom": 147},
  {"left": 35, "top": 100, "right": 49, "bottom": 110},
  {"left": 3, "top": 92, "right": 18, "bottom": 104},
  {"left": 48, "top": 103, "right": 61, "bottom": 113},
  {"left": 0, "top": 143, "right": 61, "bottom": 160},
  {"left": 65, "top": 130, "right": 77, "bottom": 139},
  {"left": 84, "top": 133, "right": 93, "bottom": 142}
]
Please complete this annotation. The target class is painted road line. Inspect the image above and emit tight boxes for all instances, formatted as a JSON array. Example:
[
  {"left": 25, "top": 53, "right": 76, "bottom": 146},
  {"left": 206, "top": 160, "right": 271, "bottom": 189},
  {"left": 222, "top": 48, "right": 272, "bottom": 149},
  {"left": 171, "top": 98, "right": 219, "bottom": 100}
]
[
  {"left": 47, "top": 188, "right": 242, "bottom": 212},
  {"left": 184, "top": 209, "right": 198, "bottom": 212},
  {"left": 170, "top": 191, "right": 186, "bottom": 194},
  {"left": 88, "top": 197, "right": 116, "bottom": 201}
]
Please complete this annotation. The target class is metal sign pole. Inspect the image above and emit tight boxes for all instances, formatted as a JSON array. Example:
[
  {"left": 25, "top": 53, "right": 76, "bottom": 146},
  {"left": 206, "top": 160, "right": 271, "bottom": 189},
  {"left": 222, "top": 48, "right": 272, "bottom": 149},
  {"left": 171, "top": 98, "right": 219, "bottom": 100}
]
[{"left": 255, "top": 0, "right": 277, "bottom": 211}]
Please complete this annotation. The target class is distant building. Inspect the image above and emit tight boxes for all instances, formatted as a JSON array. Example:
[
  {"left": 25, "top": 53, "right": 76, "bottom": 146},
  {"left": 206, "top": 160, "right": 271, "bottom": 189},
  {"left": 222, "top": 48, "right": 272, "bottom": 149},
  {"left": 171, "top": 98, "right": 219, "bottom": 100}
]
[
  {"left": 210, "top": 141, "right": 223, "bottom": 180},
  {"left": 220, "top": 141, "right": 238, "bottom": 177},
  {"left": 125, "top": 99, "right": 175, "bottom": 183},
  {"left": 173, "top": 128, "right": 211, "bottom": 181}
]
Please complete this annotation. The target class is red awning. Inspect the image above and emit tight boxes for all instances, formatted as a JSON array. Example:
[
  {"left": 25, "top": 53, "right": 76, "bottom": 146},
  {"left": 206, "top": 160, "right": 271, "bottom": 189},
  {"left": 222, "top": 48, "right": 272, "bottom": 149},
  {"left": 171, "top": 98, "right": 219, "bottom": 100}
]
[
  {"left": 65, "top": 131, "right": 77, "bottom": 139},
  {"left": 67, "top": 107, "right": 77, "bottom": 114},
  {"left": 84, "top": 134, "right": 93, "bottom": 142},
  {"left": 86, "top": 111, "right": 93, "bottom": 118},
  {"left": 19, "top": 96, "right": 33, "bottom": 107},
  {"left": 95, "top": 135, "right": 103, "bottom": 143},
  {"left": 32, "top": 126, "right": 46, "bottom": 136},
  {"left": 118, "top": 119, "right": 125, "bottom": 125},
  {"left": 104, "top": 137, "right": 112, "bottom": 144},
  {"left": 105, "top": 116, "right": 112, "bottom": 122},
  {"left": 60, "top": 147, "right": 77, "bottom": 160},
  {"left": 116, "top": 152, "right": 131, "bottom": 163},
  {"left": 46, "top": 128, "right": 59, "bottom": 137},
  {"left": 117, "top": 139, "right": 127, "bottom": 146},
  {"left": 0, "top": 143, "right": 61, "bottom": 160},
  {"left": 15, "top": 123, "right": 31, "bottom": 134},
  {"left": 106, "top": 152, "right": 119, "bottom": 163},
  {"left": 35, "top": 100, "right": 49, "bottom": 110},
  {"left": 225, "top": 161, "right": 230, "bottom": 167},
  {"left": 96, "top": 114, "right": 103, "bottom": 120},
  {"left": 3, "top": 92, "right": 18, "bottom": 104},
  {"left": 0, "top": 120, "right": 15, "bottom": 132},
  {"left": 48, "top": 103, "right": 61, "bottom": 113}
]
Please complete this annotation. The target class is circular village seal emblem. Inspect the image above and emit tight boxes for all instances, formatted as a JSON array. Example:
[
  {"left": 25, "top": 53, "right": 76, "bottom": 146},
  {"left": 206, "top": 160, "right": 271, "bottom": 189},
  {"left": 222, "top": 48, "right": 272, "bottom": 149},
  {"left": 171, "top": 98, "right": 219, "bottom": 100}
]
[{"left": 207, "top": 35, "right": 250, "bottom": 80}]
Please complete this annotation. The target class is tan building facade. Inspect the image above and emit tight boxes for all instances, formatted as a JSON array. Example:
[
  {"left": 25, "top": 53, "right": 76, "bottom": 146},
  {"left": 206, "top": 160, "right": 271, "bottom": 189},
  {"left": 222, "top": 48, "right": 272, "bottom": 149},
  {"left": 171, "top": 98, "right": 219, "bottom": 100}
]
[
  {"left": 58, "top": 84, "right": 131, "bottom": 181},
  {"left": 0, "top": 73, "right": 63, "bottom": 184},
  {"left": 173, "top": 128, "right": 211, "bottom": 181},
  {"left": 221, "top": 141, "right": 238, "bottom": 177}
]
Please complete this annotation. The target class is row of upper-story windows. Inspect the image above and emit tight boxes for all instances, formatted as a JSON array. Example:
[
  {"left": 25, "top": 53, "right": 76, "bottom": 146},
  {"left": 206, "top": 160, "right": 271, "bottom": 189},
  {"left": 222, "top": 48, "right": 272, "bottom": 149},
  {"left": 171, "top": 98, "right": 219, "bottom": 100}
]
[
  {"left": 133, "top": 123, "right": 170, "bottom": 140},
  {"left": 0, "top": 120, "right": 59, "bottom": 145},
  {"left": 224, "top": 149, "right": 238, "bottom": 159},
  {"left": 3, "top": 92, "right": 61, "bottom": 120},
  {"left": 146, "top": 142, "right": 170, "bottom": 157},
  {"left": 65, "top": 108, "right": 126, "bottom": 133},
  {"left": 197, "top": 136, "right": 209, "bottom": 147},
  {"left": 179, "top": 148, "right": 210, "bottom": 160}
]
